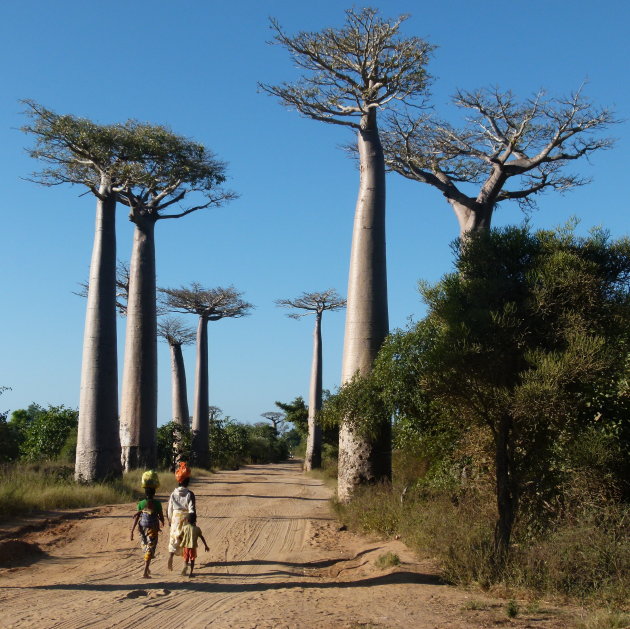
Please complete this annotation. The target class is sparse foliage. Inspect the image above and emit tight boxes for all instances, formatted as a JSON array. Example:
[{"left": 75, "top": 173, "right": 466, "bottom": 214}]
[
  {"left": 260, "top": 8, "right": 432, "bottom": 129},
  {"left": 382, "top": 87, "right": 617, "bottom": 236}
]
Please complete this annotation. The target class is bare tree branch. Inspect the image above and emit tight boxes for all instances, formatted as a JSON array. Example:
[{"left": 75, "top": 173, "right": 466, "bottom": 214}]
[
  {"left": 160, "top": 283, "right": 254, "bottom": 321},
  {"left": 382, "top": 86, "right": 618, "bottom": 235}
]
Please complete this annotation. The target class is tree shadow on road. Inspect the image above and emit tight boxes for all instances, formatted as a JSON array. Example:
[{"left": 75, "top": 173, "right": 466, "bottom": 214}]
[{"left": 0, "top": 569, "right": 445, "bottom": 594}]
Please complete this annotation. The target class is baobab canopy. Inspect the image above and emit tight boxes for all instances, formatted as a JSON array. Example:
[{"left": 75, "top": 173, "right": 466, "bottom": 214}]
[
  {"left": 22, "top": 99, "right": 236, "bottom": 214},
  {"left": 260, "top": 7, "right": 433, "bottom": 129}
]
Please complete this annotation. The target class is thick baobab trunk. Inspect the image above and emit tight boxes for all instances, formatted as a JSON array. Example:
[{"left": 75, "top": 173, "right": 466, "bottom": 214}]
[
  {"left": 451, "top": 199, "right": 493, "bottom": 239},
  {"left": 338, "top": 112, "right": 391, "bottom": 502},
  {"left": 192, "top": 316, "right": 210, "bottom": 468},
  {"left": 120, "top": 216, "right": 158, "bottom": 470},
  {"left": 304, "top": 312, "right": 323, "bottom": 471},
  {"left": 75, "top": 185, "right": 122, "bottom": 482},
  {"left": 169, "top": 342, "right": 189, "bottom": 428}
]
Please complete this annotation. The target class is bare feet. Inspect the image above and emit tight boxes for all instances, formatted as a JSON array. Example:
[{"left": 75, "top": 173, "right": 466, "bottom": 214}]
[
  {"left": 181, "top": 565, "right": 188, "bottom": 576},
  {"left": 167, "top": 556, "right": 173, "bottom": 571}
]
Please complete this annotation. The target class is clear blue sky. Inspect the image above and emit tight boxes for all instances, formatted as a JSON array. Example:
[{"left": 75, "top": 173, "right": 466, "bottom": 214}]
[{"left": 1, "top": 1, "right": 628, "bottom": 424}]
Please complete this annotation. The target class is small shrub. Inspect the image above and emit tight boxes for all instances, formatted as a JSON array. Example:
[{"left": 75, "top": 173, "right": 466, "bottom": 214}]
[
  {"left": 374, "top": 552, "right": 400, "bottom": 569},
  {"left": 506, "top": 600, "right": 519, "bottom": 618}
]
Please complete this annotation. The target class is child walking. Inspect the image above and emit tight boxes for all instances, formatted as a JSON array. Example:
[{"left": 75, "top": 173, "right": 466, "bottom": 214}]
[
  {"left": 177, "top": 512, "right": 209, "bottom": 577},
  {"left": 131, "top": 471, "right": 165, "bottom": 578}
]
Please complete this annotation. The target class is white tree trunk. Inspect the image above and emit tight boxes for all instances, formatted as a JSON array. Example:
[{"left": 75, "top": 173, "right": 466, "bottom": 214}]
[
  {"left": 338, "top": 113, "right": 391, "bottom": 502},
  {"left": 75, "top": 184, "right": 122, "bottom": 482},
  {"left": 451, "top": 199, "right": 493, "bottom": 239},
  {"left": 120, "top": 216, "right": 158, "bottom": 470},
  {"left": 170, "top": 342, "right": 189, "bottom": 428},
  {"left": 304, "top": 312, "right": 323, "bottom": 471},
  {"left": 192, "top": 316, "right": 210, "bottom": 468}
]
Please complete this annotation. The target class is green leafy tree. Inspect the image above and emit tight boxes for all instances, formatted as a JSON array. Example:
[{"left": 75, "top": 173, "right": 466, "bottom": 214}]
[
  {"left": 376, "top": 225, "right": 630, "bottom": 560},
  {"left": 157, "top": 421, "right": 192, "bottom": 470},
  {"left": 20, "top": 405, "right": 79, "bottom": 461},
  {"left": 275, "top": 397, "right": 308, "bottom": 439},
  {"left": 0, "top": 387, "right": 20, "bottom": 463},
  {"left": 209, "top": 413, "right": 248, "bottom": 470}
]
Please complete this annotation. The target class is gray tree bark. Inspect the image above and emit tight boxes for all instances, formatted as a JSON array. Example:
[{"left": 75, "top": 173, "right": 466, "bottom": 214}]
[
  {"left": 169, "top": 342, "right": 189, "bottom": 428},
  {"left": 119, "top": 216, "right": 158, "bottom": 470},
  {"left": 338, "top": 111, "right": 391, "bottom": 502},
  {"left": 304, "top": 312, "right": 323, "bottom": 471},
  {"left": 192, "top": 316, "right": 210, "bottom": 467},
  {"left": 450, "top": 199, "right": 494, "bottom": 239},
  {"left": 75, "top": 181, "right": 122, "bottom": 482}
]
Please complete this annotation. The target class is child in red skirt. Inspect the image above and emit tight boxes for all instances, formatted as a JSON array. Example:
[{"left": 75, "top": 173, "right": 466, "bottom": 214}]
[{"left": 178, "top": 512, "right": 209, "bottom": 577}]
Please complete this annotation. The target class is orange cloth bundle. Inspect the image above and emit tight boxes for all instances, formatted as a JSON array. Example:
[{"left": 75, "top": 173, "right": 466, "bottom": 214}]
[{"left": 175, "top": 461, "right": 191, "bottom": 483}]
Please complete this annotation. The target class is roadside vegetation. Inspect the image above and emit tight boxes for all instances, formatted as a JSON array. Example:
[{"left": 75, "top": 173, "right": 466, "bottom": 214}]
[
  {"left": 0, "top": 398, "right": 298, "bottom": 520},
  {"left": 323, "top": 224, "right": 630, "bottom": 611}
]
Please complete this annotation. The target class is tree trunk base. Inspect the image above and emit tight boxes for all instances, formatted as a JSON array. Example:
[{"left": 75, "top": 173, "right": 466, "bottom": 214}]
[{"left": 75, "top": 448, "right": 122, "bottom": 483}]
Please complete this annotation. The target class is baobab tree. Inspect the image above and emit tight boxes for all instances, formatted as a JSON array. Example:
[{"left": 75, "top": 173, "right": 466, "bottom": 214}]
[
  {"left": 261, "top": 8, "right": 432, "bottom": 501},
  {"left": 261, "top": 412, "right": 286, "bottom": 437},
  {"left": 22, "top": 101, "right": 137, "bottom": 482},
  {"left": 160, "top": 284, "right": 253, "bottom": 468},
  {"left": 157, "top": 317, "right": 195, "bottom": 427},
  {"left": 382, "top": 87, "right": 616, "bottom": 238},
  {"left": 117, "top": 130, "right": 236, "bottom": 471},
  {"left": 276, "top": 290, "right": 346, "bottom": 471}
]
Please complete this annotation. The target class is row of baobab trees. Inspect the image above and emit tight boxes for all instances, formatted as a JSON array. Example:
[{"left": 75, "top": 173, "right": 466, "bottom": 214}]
[{"left": 23, "top": 7, "right": 614, "bottom": 500}]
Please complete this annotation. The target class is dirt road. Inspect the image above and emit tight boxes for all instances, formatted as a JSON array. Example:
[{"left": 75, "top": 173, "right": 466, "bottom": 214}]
[{"left": 0, "top": 461, "right": 571, "bottom": 628}]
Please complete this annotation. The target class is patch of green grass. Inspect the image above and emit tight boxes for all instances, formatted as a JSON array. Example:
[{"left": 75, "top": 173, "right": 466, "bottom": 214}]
[
  {"left": 462, "top": 599, "right": 490, "bottom": 611},
  {"left": 374, "top": 551, "right": 401, "bottom": 569},
  {"left": 506, "top": 599, "right": 519, "bottom": 618}
]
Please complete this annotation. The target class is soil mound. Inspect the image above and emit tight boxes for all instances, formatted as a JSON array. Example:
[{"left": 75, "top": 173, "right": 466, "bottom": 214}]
[{"left": 0, "top": 539, "right": 44, "bottom": 565}]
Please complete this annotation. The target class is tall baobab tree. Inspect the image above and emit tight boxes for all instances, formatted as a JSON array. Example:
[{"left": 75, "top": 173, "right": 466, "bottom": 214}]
[
  {"left": 22, "top": 102, "right": 136, "bottom": 482},
  {"left": 260, "top": 8, "right": 432, "bottom": 501},
  {"left": 382, "top": 87, "right": 616, "bottom": 238},
  {"left": 157, "top": 317, "right": 195, "bottom": 427},
  {"left": 160, "top": 284, "right": 253, "bottom": 468},
  {"left": 276, "top": 290, "right": 346, "bottom": 471},
  {"left": 117, "top": 130, "right": 236, "bottom": 471}
]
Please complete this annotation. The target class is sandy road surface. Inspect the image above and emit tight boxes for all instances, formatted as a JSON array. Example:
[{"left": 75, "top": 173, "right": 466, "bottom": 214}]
[{"left": 0, "top": 461, "right": 571, "bottom": 628}]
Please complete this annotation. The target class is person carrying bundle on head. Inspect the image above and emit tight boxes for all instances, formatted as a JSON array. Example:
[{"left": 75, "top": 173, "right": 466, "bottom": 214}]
[
  {"left": 166, "top": 461, "right": 196, "bottom": 571},
  {"left": 131, "top": 470, "right": 164, "bottom": 579}
]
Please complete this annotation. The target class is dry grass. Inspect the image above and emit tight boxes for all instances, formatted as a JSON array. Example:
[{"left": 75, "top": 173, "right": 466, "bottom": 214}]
[
  {"left": 334, "top": 477, "right": 630, "bottom": 610},
  {"left": 0, "top": 463, "right": 212, "bottom": 520}
]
